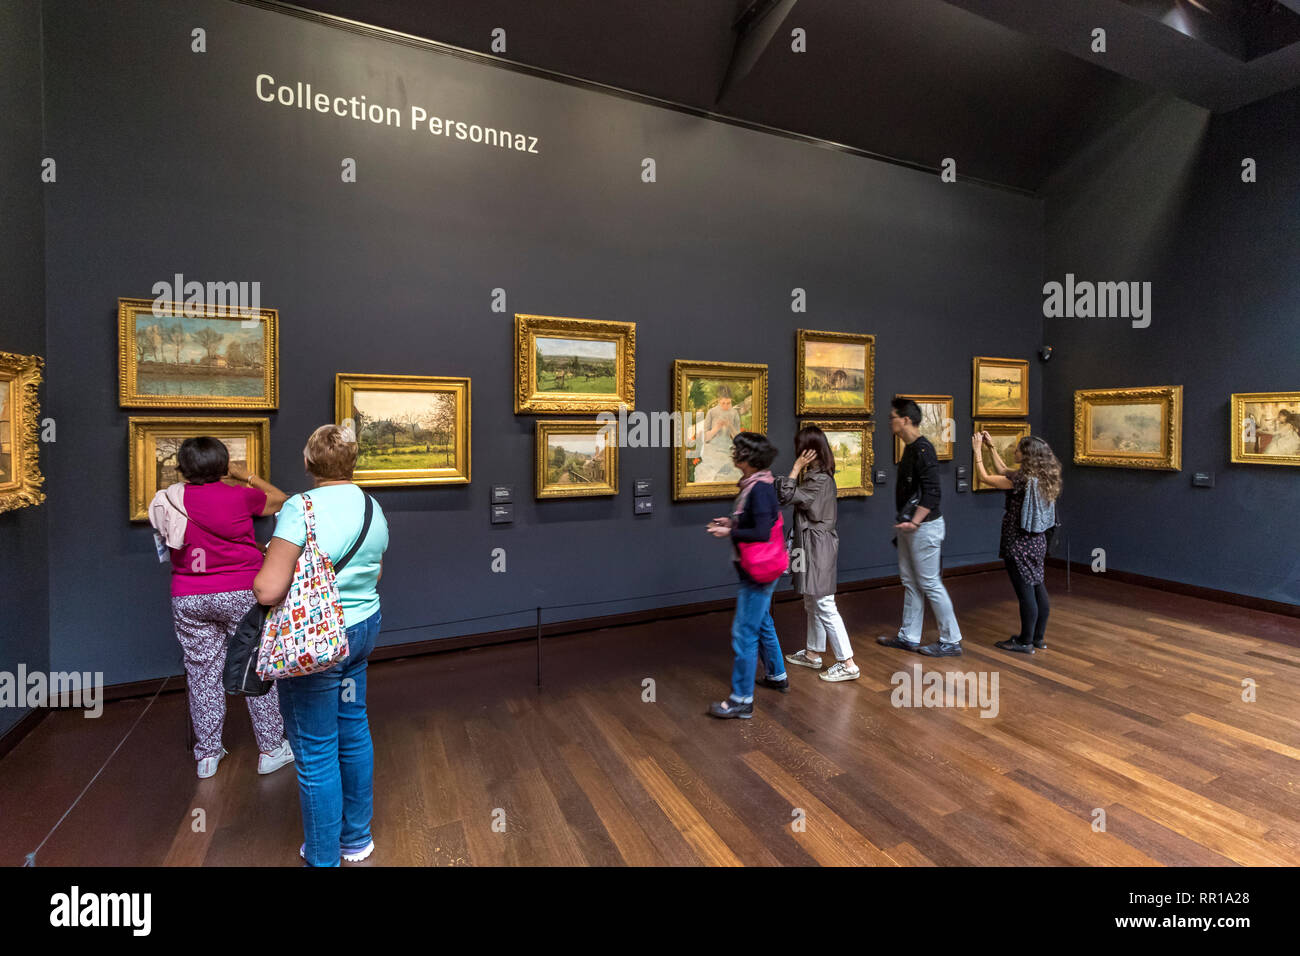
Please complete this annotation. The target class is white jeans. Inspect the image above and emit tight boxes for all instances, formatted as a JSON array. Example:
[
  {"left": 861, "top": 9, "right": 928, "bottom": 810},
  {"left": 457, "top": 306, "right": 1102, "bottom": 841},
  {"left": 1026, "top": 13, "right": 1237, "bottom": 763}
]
[
  {"left": 803, "top": 594, "right": 853, "bottom": 660},
  {"left": 896, "top": 516, "right": 963, "bottom": 644}
]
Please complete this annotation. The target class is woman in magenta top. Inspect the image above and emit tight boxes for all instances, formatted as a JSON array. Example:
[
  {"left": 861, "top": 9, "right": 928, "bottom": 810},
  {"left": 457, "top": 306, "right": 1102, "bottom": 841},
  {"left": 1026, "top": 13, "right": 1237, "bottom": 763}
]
[{"left": 151, "top": 436, "right": 294, "bottom": 779}]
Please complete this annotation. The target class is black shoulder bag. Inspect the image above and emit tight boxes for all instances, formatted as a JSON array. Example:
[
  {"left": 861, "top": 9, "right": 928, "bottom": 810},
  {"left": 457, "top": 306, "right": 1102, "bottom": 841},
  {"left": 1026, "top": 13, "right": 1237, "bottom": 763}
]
[{"left": 224, "top": 493, "right": 375, "bottom": 697}]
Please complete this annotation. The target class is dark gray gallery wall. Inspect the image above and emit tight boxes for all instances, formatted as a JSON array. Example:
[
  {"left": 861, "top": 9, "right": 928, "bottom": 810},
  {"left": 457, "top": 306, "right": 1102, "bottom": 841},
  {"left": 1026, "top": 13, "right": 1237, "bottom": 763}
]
[
  {"left": 0, "top": 0, "right": 50, "bottom": 738},
  {"left": 39, "top": 0, "right": 1043, "bottom": 685},
  {"left": 1043, "top": 89, "right": 1300, "bottom": 605}
]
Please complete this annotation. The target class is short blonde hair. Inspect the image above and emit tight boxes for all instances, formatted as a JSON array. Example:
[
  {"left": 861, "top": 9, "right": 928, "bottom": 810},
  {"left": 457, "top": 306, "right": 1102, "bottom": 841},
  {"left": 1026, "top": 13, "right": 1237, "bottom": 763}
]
[{"left": 304, "top": 424, "right": 358, "bottom": 480}]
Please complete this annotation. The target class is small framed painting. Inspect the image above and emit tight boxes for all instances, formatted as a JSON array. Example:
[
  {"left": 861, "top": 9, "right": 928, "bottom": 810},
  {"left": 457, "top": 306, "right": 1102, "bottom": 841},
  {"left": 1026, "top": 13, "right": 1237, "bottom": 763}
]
[
  {"left": 972, "top": 356, "right": 1029, "bottom": 417},
  {"left": 1231, "top": 392, "right": 1300, "bottom": 466},
  {"left": 118, "top": 298, "right": 278, "bottom": 410},
  {"left": 1074, "top": 386, "right": 1182, "bottom": 470},
  {"left": 515, "top": 314, "right": 635, "bottom": 413},
  {"left": 673, "top": 360, "right": 769, "bottom": 500},
  {"left": 336, "top": 373, "right": 471, "bottom": 487},
  {"left": 799, "top": 420, "right": 873, "bottom": 497},
  {"left": 0, "top": 350, "right": 46, "bottom": 514},
  {"left": 535, "top": 420, "right": 619, "bottom": 499},
  {"left": 893, "top": 394, "right": 955, "bottom": 462},
  {"left": 972, "top": 420, "right": 1031, "bottom": 492},
  {"left": 128, "top": 417, "right": 270, "bottom": 521},
  {"left": 796, "top": 329, "right": 874, "bottom": 416}
]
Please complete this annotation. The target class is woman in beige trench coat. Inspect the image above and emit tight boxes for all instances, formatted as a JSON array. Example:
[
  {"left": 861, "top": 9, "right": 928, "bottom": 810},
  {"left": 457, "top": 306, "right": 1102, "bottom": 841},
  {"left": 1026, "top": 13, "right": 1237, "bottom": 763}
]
[{"left": 776, "top": 426, "right": 860, "bottom": 682}]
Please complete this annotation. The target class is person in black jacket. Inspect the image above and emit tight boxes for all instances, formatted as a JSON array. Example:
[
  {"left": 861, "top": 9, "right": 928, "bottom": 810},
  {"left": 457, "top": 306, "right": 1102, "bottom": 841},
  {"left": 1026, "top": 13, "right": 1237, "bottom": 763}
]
[
  {"left": 876, "top": 398, "right": 964, "bottom": 657},
  {"left": 706, "top": 432, "right": 788, "bottom": 718}
]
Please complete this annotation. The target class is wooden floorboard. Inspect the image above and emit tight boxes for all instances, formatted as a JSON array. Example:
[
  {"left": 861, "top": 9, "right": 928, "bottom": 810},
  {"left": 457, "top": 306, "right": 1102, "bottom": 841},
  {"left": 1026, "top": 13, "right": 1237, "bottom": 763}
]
[{"left": 1, "top": 567, "right": 1298, "bottom": 866}]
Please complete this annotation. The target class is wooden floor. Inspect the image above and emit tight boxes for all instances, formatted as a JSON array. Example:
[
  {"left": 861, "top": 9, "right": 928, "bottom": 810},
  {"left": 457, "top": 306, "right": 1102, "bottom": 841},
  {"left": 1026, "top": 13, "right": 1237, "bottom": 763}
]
[{"left": 3, "top": 568, "right": 1299, "bottom": 866}]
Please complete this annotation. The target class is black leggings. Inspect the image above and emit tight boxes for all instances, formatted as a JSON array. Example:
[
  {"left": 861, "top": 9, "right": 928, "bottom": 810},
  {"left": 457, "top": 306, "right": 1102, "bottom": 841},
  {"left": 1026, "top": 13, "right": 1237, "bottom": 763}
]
[{"left": 1004, "top": 558, "right": 1050, "bottom": 645}]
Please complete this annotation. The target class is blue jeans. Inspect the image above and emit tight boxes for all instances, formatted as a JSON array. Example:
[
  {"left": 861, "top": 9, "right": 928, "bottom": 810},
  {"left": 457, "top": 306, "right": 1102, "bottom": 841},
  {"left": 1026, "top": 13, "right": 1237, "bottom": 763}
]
[
  {"left": 276, "top": 610, "right": 380, "bottom": 867},
  {"left": 730, "top": 578, "right": 786, "bottom": 703}
]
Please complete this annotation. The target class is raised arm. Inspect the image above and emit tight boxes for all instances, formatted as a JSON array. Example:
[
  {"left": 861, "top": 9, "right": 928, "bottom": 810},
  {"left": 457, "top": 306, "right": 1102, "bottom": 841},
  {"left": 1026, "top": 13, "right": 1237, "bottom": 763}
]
[{"left": 973, "top": 433, "right": 1014, "bottom": 490}]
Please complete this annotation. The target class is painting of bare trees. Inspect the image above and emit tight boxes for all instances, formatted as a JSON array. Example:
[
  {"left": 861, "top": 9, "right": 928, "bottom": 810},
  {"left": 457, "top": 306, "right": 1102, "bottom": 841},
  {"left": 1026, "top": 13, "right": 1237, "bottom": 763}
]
[{"left": 118, "top": 298, "right": 278, "bottom": 409}]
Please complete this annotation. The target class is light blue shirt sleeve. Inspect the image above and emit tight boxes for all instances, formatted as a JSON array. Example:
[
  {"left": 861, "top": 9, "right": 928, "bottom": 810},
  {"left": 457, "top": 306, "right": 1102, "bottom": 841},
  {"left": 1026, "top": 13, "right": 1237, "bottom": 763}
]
[{"left": 272, "top": 493, "right": 308, "bottom": 548}]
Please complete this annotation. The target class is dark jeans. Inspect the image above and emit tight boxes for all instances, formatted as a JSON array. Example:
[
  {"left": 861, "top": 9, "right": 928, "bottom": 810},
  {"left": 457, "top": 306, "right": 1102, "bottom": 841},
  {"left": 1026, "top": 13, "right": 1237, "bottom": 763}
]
[{"left": 1004, "top": 558, "right": 1050, "bottom": 645}]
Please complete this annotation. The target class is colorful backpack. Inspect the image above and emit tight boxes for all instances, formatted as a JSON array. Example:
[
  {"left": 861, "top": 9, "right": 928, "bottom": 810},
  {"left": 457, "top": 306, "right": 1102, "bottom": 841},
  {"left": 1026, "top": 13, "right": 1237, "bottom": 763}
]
[{"left": 255, "top": 492, "right": 373, "bottom": 681}]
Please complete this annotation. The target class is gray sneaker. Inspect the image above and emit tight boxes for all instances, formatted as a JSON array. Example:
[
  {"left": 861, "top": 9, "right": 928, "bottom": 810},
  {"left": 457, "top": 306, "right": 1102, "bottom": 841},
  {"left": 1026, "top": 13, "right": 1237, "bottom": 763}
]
[
  {"left": 819, "top": 661, "right": 861, "bottom": 683},
  {"left": 785, "top": 649, "right": 823, "bottom": 669}
]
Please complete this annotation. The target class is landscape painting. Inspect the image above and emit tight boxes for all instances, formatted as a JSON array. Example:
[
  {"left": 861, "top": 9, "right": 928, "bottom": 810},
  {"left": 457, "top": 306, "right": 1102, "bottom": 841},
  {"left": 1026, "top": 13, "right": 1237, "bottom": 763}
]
[
  {"left": 1074, "top": 386, "right": 1181, "bottom": 470},
  {"left": 118, "top": 298, "right": 278, "bottom": 410},
  {"left": 153, "top": 435, "right": 250, "bottom": 491},
  {"left": 515, "top": 314, "right": 635, "bottom": 413},
  {"left": 1231, "top": 392, "right": 1300, "bottom": 466},
  {"left": 0, "top": 350, "right": 45, "bottom": 513},
  {"left": 673, "top": 360, "right": 768, "bottom": 500},
  {"left": 796, "top": 330, "right": 874, "bottom": 416},
  {"left": 972, "top": 356, "right": 1029, "bottom": 417},
  {"left": 801, "top": 420, "right": 873, "bottom": 497},
  {"left": 128, "top": 417, "right": 269, "bottom": 521},
  {"left": 336, "top": 374, "right": 471, "bottom": 486},
  {"left": 535, "top": 338, "right": 617, "bottom": 394},
  {"left": 894, "top": 395, "right": 955, "bottom": 462},
  {"left": 535, "top": 420, "right": 619, "bottom": 498},
  {"left": 973, "top": 420, "right": 1031, "bottom": 492}
]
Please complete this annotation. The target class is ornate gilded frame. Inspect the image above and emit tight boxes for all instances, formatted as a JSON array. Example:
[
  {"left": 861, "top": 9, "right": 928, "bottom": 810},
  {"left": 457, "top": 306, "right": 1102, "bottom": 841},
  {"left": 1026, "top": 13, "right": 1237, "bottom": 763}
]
[
  {"left": 1230, "top": 391, "right": 1300, "bottom": 467},
  {"left": 673, "top": 359, "right": 768, "bottom": 501},
  {"left": 535, "top": 420, "right": 619, "bottom": 499},
  {"left": 514, "top": 314, "right": 635, "bottom": 413},
  {"left": 1074, "top": 385, "right": 1182, "bottom": 470},
  {"left": 972, "top": 356, "right": 1029, "bottom": 417},
  {"left": 335, "top": 373, "right": 471, "bottom": 487},
  {"left": 893, "top": 394, "right": 955, "bottom": 462},
  {"left": 128, "top": 416, "right": 270, "bottom": 521},
  {"left": 0, "top": 350, "right": 46, "bottom": 514},
  {"left": 795, "top": 329, "right": 875, "bottom": 416},
  {"left": 972, "top": 419, "right": 1031, "bottom": 492},
  {"left": 118, "top": 297, "right": 279, "bottom": 410},
  {"left": 799, "top": 420, "right": 873, "bottom": 497}
]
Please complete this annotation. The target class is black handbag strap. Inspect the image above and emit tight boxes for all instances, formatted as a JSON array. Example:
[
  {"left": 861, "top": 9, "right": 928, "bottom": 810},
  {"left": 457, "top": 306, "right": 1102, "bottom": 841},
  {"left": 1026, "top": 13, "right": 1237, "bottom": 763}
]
[{"left": 333, "top": 492, "right": 374, "bottom": 574}]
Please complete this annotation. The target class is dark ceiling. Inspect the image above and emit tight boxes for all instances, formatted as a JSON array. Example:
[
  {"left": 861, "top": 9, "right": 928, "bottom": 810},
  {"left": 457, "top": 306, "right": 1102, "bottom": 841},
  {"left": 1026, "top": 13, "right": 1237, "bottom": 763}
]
[{"left": 258, "top": 0, "right": 1300, "bottom": 192}]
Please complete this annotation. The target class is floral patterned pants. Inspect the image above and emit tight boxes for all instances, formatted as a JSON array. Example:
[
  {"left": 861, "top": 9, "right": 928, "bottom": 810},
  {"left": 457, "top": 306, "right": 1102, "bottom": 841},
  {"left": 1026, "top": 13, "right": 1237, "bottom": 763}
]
[{"left": 172, "top": 589, "right": 285, "bottom": 761}]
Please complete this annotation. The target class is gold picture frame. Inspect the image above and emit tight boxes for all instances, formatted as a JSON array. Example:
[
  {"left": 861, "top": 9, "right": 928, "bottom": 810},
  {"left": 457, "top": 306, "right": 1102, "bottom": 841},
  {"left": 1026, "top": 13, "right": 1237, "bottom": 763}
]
[
  {"left": 796, "top": 329, "right": 874, "bottom": 416},
  {"left": 535, "top": 420, "right": 619, "bottom": 498},
  {"left": 972, "top": 356, "right": 1029, "bottom": 417},
  {"left": 972, "top": 419, "right": 1031, "bottom": 492},
  {"left": 118, "top": 297, "right": 279, "bottom": 410},
  {"left": 893, "top": 394, "right": 955, "bottom": 462},
  {"left": 673, "top": 359, "right": 768, "bottom": 501},
  {"left": 128, "top": 416, "right": 270, "bottom": 521},
  {"left": 336, "top": 373, "right": 471, "bottom": 487},
  {"left": 0, "top": 350, "right": 46, "bottom": 514},
  {"left": 1230, "top": 391, "right": 1300, "bottom": 466},
  {"left": 800, "top": 420, "right": 873, "bottom": 497},
  {"left": 1074, "top": 386, "right": 1182, "bottom": 470},
  {"left": 515, "top": 314, "right": 635, "bottom": 413}
]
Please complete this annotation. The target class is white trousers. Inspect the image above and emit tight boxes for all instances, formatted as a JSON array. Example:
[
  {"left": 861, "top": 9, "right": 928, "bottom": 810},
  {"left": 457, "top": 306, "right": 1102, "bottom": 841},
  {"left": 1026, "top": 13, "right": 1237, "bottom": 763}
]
[{"left": 803, "top": 594, "right": 853, "bottom": 660}]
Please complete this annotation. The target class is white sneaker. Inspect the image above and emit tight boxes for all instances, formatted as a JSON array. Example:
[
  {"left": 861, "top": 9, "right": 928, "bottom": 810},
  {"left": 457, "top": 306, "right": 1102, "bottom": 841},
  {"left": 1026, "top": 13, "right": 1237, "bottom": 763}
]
[
  {"left": 819, "top": 661, "right": 861, "bottom": 683},
  {"left": 785, "top": 649, "right": 823, "bottom": 670},
  {"left": 197, "top": 747, "right": 228, "bottom": 779},
  {"left": 300, "top": 840, "right": 375, "bottom": 862},
  {"left": 258, "top": 740, "right": 295, "bottom": 775},
  {"left": 341, "top": 840, "right": 375, "bottom": 862}
]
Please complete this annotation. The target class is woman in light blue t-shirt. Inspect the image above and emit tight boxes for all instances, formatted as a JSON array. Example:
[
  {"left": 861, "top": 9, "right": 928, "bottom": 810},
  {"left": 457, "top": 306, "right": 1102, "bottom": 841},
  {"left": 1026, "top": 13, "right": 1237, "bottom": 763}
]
[{"left": 254, "top": 424, "right": 389, "bottom": 868}]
